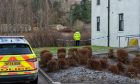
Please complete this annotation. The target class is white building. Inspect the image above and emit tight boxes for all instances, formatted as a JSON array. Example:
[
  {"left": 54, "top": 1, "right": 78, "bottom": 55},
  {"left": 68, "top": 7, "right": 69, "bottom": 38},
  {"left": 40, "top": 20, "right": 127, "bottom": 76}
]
[{"left": 92, "top": 0, "right": 140, "bottom": 47}]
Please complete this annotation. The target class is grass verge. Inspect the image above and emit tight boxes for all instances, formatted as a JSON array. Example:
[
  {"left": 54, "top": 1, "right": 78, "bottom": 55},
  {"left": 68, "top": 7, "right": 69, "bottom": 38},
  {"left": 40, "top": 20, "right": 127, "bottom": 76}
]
[{"left": 33, "top": 46, "right": 112, "bottom": 56}]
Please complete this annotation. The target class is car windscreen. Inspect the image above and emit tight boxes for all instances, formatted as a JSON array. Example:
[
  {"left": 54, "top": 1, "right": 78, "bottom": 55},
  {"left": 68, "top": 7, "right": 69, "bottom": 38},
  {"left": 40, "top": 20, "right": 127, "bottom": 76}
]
[{"left": 0, "top": 44, "right": 32, "bottom": 55}]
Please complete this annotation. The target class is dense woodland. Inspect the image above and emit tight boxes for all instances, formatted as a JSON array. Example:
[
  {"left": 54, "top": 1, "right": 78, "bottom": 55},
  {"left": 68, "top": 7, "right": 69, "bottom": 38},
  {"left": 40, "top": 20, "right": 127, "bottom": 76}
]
[
  {"left": 0, "top": 0, "right": 91, "bottom": 33},
  {"left": 0, "top": 0, "right": 53, "bottom": 33}
]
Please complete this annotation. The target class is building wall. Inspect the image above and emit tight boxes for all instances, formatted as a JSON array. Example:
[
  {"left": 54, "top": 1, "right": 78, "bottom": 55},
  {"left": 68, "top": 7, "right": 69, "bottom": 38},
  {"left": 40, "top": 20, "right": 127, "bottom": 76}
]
[
  {"left": 92, "top": 0, "right": 140, "bottom": 47},
  {"left": 92, "top": 0, "right": 108, "bottom": 46}
]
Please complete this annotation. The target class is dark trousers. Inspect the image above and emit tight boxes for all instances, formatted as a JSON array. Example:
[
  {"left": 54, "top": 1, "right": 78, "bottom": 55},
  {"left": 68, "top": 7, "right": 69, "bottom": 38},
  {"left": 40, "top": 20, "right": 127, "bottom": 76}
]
[{"left": 75, "top": 40, "right": 80, "bottom": 46}]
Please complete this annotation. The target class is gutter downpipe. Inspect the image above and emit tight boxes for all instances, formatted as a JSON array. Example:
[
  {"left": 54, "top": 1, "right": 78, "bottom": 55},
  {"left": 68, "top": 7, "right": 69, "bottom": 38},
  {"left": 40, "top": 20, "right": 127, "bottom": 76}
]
[
  {"left": 107, "top": 0, "right": 110, "bottom": 47},
  {"left": 139, "top": 0, "right": 140, "bottom": 41}
]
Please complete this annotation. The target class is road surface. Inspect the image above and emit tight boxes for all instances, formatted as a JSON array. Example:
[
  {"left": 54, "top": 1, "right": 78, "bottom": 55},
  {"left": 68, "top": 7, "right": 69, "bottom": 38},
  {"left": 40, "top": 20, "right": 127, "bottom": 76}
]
[
  {"left": 38, "top": 72, "right": 49, "bottom": 84},
  {"left": 3, "top": 73, "right": 48, "bottom": 84}
]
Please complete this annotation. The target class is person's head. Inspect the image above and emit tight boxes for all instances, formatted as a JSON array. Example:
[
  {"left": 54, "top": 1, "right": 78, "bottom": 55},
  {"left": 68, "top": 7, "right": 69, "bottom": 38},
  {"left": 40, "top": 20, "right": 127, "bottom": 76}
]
[
  {"left": 75, "top": 31, "right": 80, "bottom": 34},
  {"left": 74, "top": 31, "right": 81, "bottom": 35}
]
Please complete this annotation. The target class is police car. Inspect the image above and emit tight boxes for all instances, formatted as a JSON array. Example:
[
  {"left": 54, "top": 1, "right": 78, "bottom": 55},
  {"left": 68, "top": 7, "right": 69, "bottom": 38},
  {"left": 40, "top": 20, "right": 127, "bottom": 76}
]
[{"left": 0, "top": 36, "right": 38, "bottom": 84}]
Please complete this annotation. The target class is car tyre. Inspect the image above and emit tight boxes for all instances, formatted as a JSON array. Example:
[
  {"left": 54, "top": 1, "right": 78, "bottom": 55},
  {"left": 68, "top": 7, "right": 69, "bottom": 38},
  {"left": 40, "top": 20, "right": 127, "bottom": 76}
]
[{"left": 30, "top": 77, "right": 38, "bottom": 84}]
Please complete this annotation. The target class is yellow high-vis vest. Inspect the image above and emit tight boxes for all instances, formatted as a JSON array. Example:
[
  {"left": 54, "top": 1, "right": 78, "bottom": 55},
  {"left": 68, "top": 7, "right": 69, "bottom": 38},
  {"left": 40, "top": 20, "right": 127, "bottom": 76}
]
[{"left": 73, "top": 32, "right": 81, "bottom": 41}]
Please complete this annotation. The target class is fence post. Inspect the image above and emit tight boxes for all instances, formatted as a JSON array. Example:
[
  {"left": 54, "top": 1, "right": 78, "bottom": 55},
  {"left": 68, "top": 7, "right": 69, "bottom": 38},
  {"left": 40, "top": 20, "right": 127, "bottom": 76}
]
[
  {"left": 118, "top": 36, "right": 121, "bottom": 48},
  {"left": 127, "top": 37, "right": 130, "bottom": 47}
]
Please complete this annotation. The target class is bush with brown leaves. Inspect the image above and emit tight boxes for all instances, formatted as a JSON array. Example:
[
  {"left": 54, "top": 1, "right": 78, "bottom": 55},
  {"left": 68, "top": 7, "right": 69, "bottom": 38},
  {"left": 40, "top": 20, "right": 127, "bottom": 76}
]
[
  {"left": 132, "top": 57, "right": 140, "bottom": 70},
  {"left": 58, "top": 58, "right": 69, "bottom": 69},
  {"left": 57, "top": 48, "right": 66, "bottom": 54},
  {"left": 108, "top": 49, "right": 115, "bottom": 58},
  {"left": 78, "top": 48, "right": 90, "bottom": 65},
  {"left": 117, "top": 49, "right": 129, "bottom": 64},
  {"left": 87, "top": 58, "right": 93, "bottom": 69},
  {"left": 117, "top": 62, "right": 125, "bottom": 72},
  {"left": 68, "top": 48, "right": 73, "bottom": 58},
  {"left": 47, "top": 59, "right": 59, "bottom": 72},
  {"left": 87, "top": 58, "right": 101, "bottom": 70},
  {"left": 68, "top": 48, "right": 77, "bottom": 58},
  {"left": 68, "top": 48, "right": 80, "bottom": 63},
  {"left": 26, "top": 30, "right": 61, "bottom": 47},
  {"left": 83, "top": 46, "right": 92, "bottom": 58},
  {"left": 40, "top": 50, "right": 50, "bottom": 56},
  {"left": 57, "top": 48, "right": 66, "bottom": 59},
  {"left": 58, "top": 52, "right": 66, "bottom": 59},
  {"left": 66, "top": 58, "right": 78, "bottom": 66},
  {"left": 40, "top": 50, "right": 50, "bottom": 64},
  {"left": 108, "top": 64, "right": 119, "bottom": 74},
  {"left": 41, "top": 52, "right": 53, "bottom": 67},
  {"left": 100, "top": 58, "right": 108, "bottom": 69},
  {"left": 126, "top": 66, "right": 138, "bottom": 78},
  {"left": 135, "top": 53, "right": 140, "bottom": 57}
]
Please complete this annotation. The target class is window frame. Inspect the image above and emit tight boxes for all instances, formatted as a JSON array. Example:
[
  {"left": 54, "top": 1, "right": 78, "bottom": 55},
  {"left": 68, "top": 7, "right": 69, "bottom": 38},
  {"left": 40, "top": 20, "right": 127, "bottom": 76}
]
[
  {"left": 97, "top": 0, "right": 100, "bottom": 5},
  {"left": 97, "top": 16, "right": 100, "bottom": 31},
  {"left": 0, "top": 44, "right": 33, "bottom": 55},
  {"left": 119, "top": 13, "right": 124, "bottom": 31}
]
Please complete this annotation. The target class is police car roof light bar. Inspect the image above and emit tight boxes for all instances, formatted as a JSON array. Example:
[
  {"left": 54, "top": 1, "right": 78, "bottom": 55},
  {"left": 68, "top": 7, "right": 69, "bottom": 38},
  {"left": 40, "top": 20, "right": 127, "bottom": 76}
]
[{"left": 0, "top": 36, "right": 25, "bottom": 38}]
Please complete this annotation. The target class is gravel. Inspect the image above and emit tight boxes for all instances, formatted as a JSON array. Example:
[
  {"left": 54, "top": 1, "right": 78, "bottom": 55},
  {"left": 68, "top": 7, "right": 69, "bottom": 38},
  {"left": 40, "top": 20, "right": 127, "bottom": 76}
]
[{"left": 46, "top": 66, "right": 140, "bottom": 84}]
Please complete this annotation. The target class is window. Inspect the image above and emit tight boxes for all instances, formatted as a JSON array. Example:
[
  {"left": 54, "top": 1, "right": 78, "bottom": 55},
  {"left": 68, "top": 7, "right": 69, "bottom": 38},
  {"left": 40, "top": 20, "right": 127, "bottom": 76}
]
[
  {"left": 97, "top": 16, "right": 100, "bottom": 31},
  {"left": 0, "top": 44, "right": 32, "bottom": 55},
  {"left": 119, "top": 13, "right": 124, "bottom": 31},
  {"left": 97, "top": 0, "right": 100, "bottom": 5}
]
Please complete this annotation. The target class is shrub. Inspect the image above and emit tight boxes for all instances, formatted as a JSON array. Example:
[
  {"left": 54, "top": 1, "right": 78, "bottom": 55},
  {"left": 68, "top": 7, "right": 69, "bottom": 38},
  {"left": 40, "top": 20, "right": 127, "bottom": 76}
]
[
  {"left": 41, "top": 52, "right": 53, "bottom": 67},
  {"left": 87, "top": 58, "right": 101, "bottom": 70},
  {"left": 40, "top": 50, "right": 50, "bottom": 56},
  {"left": 57, "top": 48, "right": 66, "bottom": 58},
  {"left": 126, "top": 66, "right": 138, "bottom": 78},
  {"left": 68, "top": 48, "right": 80, "bottom": 63},
  {"left": 108, "top": 64, "right": 119, "bottom": 74},
  {"left": 108, "top": 49, "right": 115, "bottom": 58},
  {"left": 135, "top": 53, "right": 140, "bottom": 57},
  {"left": 26, "top": 30, "right": 61, "bottom": 47},
  {"left": 66, "top": 58, "right": 78, "bottom": 66},
  {"left": 78, "top": 48, "right": 90, "bottom": 65},
  {"left": 58, "top": 58, "right": 69, "bottom": 69},
  {"left": 117, "top": 62, "right": 125, "bottom": 72},
  {"left": 83, "top": 46, "right": 92, "bottom": 58},
  {"left": 40, "top": 50, "right": 50, "bottom": 65},
  {"left": 117, "top": 49, "right": 129, "bottom": 64},
  {"left": 132, "top": 57, "right": 140, "bottom": 70},
  {"left": 87, "top": 58, "right": 93, "bottom": 69},
  {"left": 100, "top": 58, "right": 108, "bottom": 69},
  {"left": 58, "top": 52, "right": 66, "bottom": 59},
  {"left": 57, "top": 48, "right": 66, "bottom": 54},
  {"left": 68, "top": 48, "right": 78, "bottom": 55},
  {"left": 47, "top": 59, "right": 59, "bottom": 72},
  {"left": 68, "top": 48, "right": 73, "bottom": 58},
  {"left": 78, "top": 48, "right": 89, "bottom": 55}
]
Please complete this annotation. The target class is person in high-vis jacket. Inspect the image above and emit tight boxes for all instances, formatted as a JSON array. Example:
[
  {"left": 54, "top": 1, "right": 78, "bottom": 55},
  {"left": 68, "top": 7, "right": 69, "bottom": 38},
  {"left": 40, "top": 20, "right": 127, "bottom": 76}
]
[{"left": 73, "top": 31, "right": 81, "bottom": 46}]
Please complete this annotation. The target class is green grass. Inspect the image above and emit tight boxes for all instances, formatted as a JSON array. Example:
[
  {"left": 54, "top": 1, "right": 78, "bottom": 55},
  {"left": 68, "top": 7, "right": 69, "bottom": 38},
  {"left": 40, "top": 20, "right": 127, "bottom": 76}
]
[
  {"left": 33, "top": 46, "right": 113, "bottom": 56},
  {"left": 92, "top": 45, "right": 112, "bottom": 52}
]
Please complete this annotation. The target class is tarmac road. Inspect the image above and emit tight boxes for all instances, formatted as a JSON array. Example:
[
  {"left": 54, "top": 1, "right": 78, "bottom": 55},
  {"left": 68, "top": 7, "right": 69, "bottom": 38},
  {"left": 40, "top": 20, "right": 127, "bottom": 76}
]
[
  {"left": 2, "top": 73, "right": 48, "bottom": 84},
  {"left": 38, "top": 72, "right": 49, "bottom": 84}
]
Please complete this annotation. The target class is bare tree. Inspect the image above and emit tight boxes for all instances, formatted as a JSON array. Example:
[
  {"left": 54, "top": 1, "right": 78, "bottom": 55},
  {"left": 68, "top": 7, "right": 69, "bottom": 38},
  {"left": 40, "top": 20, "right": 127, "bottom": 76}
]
[{"left": 0, "top": 0, "right": 53, "bottom": 33}]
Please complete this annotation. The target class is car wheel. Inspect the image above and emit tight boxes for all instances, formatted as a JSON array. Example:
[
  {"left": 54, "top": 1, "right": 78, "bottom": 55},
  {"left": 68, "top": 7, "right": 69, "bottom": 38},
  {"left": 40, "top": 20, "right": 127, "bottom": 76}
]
[{"left": 30, "top": 77, "right": 38, "bottom": 84}]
